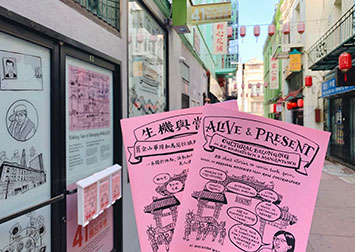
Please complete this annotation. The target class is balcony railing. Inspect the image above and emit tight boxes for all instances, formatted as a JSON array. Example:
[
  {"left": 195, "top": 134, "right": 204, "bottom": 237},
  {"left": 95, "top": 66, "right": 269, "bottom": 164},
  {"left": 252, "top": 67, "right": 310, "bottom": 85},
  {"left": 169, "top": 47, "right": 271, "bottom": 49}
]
[
  {"left": 308, "top": 5, "right": 355, "bottom": 70},
  {"left": 215, "top": 54, "right": 238, "bottom": 71}
]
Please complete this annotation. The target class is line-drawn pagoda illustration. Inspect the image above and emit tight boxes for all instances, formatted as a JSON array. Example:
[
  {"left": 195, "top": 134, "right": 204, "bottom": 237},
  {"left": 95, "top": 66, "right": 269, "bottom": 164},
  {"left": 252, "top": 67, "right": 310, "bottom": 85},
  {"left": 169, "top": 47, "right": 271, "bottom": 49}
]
[
  {"left": 144, "top": 170, "right": 187, "bottom": 252},
  {"left": 1, "top": 211, "right": 46, "bottom": 252},
  {"left": 0, "top": 148, "right": 46, "bottom": 200}
]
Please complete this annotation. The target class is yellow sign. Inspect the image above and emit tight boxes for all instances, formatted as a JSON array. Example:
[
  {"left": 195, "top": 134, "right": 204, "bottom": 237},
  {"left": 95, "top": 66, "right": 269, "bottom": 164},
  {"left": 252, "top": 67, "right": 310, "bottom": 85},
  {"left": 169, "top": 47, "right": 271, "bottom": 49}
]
[
  {"left": 189, "top": 2, "right": 231, "bottom": 25},
  {"left": 289, "top": 51, "right": 302, "bottom": 72}
]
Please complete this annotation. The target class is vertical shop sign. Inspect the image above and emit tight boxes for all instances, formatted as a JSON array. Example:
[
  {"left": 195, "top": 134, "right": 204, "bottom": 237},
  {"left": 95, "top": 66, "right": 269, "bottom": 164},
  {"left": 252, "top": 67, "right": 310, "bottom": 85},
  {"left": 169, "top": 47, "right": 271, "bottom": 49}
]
[
  {"left": 289, "top": 49, "right": 302, "bottom": 72},
  {"left": 270, "top": 57, "right": 279, "bottom": 89},
  {"left": 65, "top": 56, "right": 114, "bottom": 252},
  {"left": 0, "top": 31, "right": 52, "bottom": 250},
  {"left": 170, "top": 105, "right": 330, "bottom": 252},
  {"left": 213, "top": 22, "right": 227, "bottom": 55}
]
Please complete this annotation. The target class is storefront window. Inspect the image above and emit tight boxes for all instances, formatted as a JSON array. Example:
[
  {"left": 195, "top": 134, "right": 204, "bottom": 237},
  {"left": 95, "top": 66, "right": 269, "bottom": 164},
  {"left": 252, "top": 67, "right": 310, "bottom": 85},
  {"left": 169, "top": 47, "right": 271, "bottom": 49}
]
[
  {"left": 128, "top": 0, "right": 167, "bottom": 117},
  {"left": 65, "top": 56, "right": 115, "bottom": 252},
  {"left": 0, "top": 31, "right": 51, "bottom": 219}
]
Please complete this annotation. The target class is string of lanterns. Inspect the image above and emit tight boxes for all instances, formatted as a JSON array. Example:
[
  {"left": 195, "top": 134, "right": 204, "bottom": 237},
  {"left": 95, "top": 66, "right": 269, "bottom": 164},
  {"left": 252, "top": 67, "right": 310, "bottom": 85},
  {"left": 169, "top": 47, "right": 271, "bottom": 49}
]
[{"left": 239, "top": 22, "right": 305, "bottom": 39}]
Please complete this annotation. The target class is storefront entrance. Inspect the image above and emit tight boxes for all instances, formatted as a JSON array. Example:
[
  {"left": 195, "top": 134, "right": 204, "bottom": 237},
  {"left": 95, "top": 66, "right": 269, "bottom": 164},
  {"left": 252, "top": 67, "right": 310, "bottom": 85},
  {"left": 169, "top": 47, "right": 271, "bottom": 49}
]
[{"left": 329, "top": 95, "right": 355, "bottom": 165}]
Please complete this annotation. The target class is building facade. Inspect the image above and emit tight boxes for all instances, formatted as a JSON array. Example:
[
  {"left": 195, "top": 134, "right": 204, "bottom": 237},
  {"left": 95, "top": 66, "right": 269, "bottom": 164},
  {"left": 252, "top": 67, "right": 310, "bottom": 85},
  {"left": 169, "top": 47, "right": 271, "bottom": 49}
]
[{"left": 237, "top": 58, "right": 264, "bottom": 116}]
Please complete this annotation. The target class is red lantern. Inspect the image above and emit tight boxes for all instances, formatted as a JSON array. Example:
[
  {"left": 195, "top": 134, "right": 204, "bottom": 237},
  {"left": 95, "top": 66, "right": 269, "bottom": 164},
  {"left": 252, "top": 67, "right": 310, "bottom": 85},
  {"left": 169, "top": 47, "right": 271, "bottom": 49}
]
[
  {"left": 287, "top": 102, "right": 293, "bottom": 110},
  {"left": 297, "top": 22, "right": 305, "bottom": 34},
  {"left": 283, "top": 23, "right": 290, "bottom": 35},
  {"left": 246, "top": 93, "right": 248, "bottom": 97},
  {"left": 228, "top": 27, "right": 233, "bottom": 37},
  {"left": 339, "top": 52, "right": 352, "bottom": 81},
  {"left": 256, "top": 82, "right": 261, "bottom": 88},
  {"left": 291, "top": 102, "right": 297, "bottom": 108},
  {"left": 240, "top": 26, "right": 246, "bottom": 38},
  {"left": 268, "top": 24, "right": 275, "bottom": 37},
  {"left": 241, "top": 83, "right": 245, "bottom": 89},
  {"left": 254, "top": 25, "right": 260, "bottom": 37},
  {"left": 248, "top": 83, "right": 252, "bottom": 89},
  {"left": 264, "top": 82, "right": 268, "bottom": 88},
  {"left": 305, "top": 75, "right": 312, "bottom": 87},
  {"left": 297, "top": 99, "right": 304, "bottom": 108},
  {"left": 206, "top": 70, "right": 210, "bottom": 76}
]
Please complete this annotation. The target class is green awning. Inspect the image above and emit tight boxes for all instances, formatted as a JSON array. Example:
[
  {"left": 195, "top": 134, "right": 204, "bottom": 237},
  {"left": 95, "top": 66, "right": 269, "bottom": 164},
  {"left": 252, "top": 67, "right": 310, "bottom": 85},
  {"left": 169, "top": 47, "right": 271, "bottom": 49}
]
[{"left": 285, "top": 91, "right": 303, "bottom": 101}]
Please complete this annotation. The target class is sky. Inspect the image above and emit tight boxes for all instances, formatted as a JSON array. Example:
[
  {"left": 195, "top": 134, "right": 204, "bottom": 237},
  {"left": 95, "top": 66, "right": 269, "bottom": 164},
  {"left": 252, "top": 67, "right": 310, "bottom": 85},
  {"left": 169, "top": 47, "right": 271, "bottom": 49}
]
[{"left": 238, "top": 0, "right": 280, "bottom": 63}]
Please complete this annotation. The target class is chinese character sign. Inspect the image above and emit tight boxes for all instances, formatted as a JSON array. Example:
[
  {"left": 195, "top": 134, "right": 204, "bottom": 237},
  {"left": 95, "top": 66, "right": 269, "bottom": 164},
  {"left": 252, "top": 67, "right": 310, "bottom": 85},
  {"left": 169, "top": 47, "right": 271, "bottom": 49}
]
[
  {"left": 190, "top": 2, "right": 232, "bottom": 25},
  {"left": 289, "top": 49, "right": 302, "bottom": 72},
  {"left": 270, "top": 57, "right": 279, "bottom": 89},
  {"left": 213, "top": 22, "right": 227, "bottom": 55}
]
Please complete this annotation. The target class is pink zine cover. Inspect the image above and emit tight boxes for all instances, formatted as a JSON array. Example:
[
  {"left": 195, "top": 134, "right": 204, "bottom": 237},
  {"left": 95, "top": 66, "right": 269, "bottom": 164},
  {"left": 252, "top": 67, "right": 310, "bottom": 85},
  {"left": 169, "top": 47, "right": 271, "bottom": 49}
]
[
  {"left": 121, "top": 101, "right": 237, "bottom": 252},
  {"left": 170, "top": 105, "right": 330, "bottom": 252}
]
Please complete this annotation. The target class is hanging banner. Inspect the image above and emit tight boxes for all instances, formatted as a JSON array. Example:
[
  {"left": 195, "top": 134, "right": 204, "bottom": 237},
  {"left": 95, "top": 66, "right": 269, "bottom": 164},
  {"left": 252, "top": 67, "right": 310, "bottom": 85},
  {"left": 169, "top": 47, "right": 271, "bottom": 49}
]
[
  {"left": 190, "top": 2, "right": 232, "bottom": 25},
  {"left": 270, "top": 57, "right": 279, "bottom": 89},
  {"left": 169, "top": 105, "right": 330, "bottom": 252},
  {"left": 213, "top": 22, "right": 228, "bottom": 55},
  {"left": 289, "top": 49, "right": 302, "bottom": 72}
]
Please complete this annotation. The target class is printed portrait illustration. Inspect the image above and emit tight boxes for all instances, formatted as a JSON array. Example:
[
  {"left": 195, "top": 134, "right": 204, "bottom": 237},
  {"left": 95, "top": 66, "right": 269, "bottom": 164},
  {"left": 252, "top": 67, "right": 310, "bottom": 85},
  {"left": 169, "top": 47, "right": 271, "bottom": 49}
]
[
  {"left": 6, "top": 100, "right": 39, "bottom": 142},
  {"left": 3, "top": 57, "right": 17, "bottom": 79},
  {"left": 260, "top": 230, "right": 295, "bottom": 252}
]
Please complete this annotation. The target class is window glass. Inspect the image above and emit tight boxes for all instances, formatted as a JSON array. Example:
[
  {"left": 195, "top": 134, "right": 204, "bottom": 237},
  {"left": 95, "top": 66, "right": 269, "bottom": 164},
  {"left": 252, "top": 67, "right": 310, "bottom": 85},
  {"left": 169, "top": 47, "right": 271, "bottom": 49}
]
[
  {"left": 65, "top": 56, "right": 114, "bottom": 186},
  {"left": 128, "top": 0, "right": 167, "bottom": 117},
  {"left": 73, "top": 0, "right": 120, "bottom": 30},
  {"left": 65, "top": 56, "right": 115, "bottom": 252},
  {"left": 0, "top": 31, "right": 51, "bottom": 219},
  {"left": 0, "top": 205, "right": 51, "bottom": 251}
]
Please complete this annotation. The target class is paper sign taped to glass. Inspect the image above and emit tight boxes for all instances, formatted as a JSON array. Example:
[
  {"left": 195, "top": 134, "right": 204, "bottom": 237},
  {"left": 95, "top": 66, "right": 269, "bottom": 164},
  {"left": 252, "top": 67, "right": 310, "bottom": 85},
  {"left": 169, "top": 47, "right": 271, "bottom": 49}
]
[
  {"left": 169, "top": 105, "right": 330, "bottom": 252},
  {"left": 120, "top": 101, "right": 238, "bottom": 252}
]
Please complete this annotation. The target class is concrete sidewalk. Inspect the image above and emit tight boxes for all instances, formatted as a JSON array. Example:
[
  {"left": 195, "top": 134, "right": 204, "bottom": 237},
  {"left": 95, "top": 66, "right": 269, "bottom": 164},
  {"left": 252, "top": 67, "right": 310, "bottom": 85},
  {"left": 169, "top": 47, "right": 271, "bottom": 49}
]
[{"left": 307, "top": 160, "right": 355, "bottom": 252}]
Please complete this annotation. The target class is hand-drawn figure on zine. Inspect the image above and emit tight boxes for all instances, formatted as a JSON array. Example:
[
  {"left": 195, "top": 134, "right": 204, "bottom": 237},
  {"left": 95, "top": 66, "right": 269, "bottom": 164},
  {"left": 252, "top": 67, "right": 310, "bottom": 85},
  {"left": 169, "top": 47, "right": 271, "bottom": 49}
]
[
  {"left": 6, "top": 100, "right": 38, "bottom": 142},
  {"left": 183, "top": 167, "right": 298, "bottom": 250},
  {"left": 259, "top": 230, "right": 295, "bottom": 252},
  {"left": 0, "top": 211, "right": 46, "bottom": 252},
  {"left": 144, "top": 170, "right": 188, "bottom": 252}
]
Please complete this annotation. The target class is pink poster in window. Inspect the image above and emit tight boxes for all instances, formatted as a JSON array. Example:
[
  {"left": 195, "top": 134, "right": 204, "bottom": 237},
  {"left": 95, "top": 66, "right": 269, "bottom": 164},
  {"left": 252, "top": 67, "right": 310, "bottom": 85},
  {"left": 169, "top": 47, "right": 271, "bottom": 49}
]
[
  {"left": 120, "top": 101, "right": 238, "bottom": 252},
  {"left": 112, "top": 172, "right": 121, "bottom": 201},
  {"left": 68, "top": 64, "right": 110, "bottom": 131},
  {"left": 67, "top": 184, "right": 114, "bottom": 252},
  {"left": 170, "top": 105, "right": 330, "bottom": 252},
  {"left": 99, "top": 180, "right": 110, "bottom": 212},
  {"left": 83, "top": 183, "right": 97, "bottom": 223}
]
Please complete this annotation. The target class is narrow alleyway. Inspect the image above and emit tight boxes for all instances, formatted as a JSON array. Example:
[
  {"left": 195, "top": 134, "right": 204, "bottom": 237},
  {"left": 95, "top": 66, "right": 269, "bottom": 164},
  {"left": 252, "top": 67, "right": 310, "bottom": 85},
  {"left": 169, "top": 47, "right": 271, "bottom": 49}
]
[{"left": 307, "top": 161, "right": 355, "bottom": 252}]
